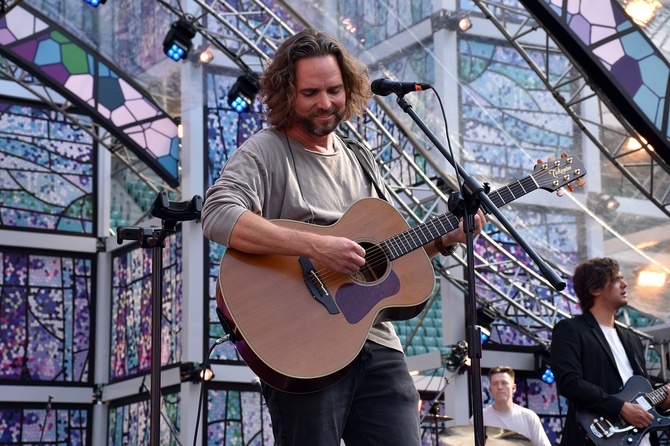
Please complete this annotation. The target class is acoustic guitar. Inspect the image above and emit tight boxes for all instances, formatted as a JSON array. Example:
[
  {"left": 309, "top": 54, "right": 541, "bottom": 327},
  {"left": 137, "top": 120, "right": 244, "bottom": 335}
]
[
  {"left": 577, "top": 375, "right": 670, "bottom": 446},
  {"left": 216, "top": 155, "right": 585, "bottom": 392}
]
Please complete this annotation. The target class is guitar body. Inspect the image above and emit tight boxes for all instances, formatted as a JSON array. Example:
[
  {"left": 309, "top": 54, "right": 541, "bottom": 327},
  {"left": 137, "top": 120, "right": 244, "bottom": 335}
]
[
  {"left": 216, "top": 198, "right": 436, "bottom": 393},
  {"left": 577, "top": 375, "right": 670, "bottom": 446}
]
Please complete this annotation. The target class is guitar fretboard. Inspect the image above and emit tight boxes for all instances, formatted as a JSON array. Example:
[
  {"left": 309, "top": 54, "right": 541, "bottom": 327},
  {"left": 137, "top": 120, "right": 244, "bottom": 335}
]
[
  {"left": 380, "top": 173, "right": 541, "bottom": 260},
  {"left": 646, "top": 385, "right": 669, "bottom": 406}
]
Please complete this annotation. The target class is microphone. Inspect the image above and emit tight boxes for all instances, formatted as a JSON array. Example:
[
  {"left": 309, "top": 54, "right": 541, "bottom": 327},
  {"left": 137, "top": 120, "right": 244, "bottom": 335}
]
[{"left": 370, "top": 78, "right": 432, "bottom": 96}]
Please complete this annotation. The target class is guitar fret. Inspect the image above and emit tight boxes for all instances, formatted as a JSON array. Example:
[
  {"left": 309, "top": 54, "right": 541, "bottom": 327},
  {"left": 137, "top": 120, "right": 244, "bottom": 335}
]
[{"left": 379, "top": 159, "right": 582, "bottom": 261}]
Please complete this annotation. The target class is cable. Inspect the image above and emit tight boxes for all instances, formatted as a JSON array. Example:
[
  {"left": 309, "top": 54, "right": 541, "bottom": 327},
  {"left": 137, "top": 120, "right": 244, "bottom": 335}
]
[{"left": 192, "top": 335, "right": 230, "bottom": 446}]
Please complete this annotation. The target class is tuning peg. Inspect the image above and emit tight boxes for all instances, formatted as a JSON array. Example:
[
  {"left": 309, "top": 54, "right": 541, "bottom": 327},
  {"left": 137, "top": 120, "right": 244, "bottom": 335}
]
[
  {"left": 560, "top": 153, "right": 568, "bottom": 158},
  {"left": 555, "top": 187, "right": 565, "bottom": 197},
  {"left": 537, "top": 159, "right": 544, "bottom": 164},
  {"left": 576, "top": 178, "right": 586, "bottom": 187},
  {"left": 547, "top": 155, "right": 557, "bottom": 162},
  {"left": 567, "top": 184, "right": 574, "bottom": 192}
]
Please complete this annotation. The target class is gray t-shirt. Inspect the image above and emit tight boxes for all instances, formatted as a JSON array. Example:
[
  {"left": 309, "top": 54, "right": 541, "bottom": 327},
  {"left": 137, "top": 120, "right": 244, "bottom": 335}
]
[{"left": 201, "top": 127, "right": 402, "bottom": 352}]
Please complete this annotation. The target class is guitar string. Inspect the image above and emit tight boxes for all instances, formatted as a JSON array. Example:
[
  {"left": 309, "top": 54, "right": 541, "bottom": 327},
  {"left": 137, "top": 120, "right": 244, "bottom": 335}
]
[
  {"left": 313, "top": 170, "right": 548, "bottom": 285},
  {"left": 311, "top": 168, "right": 558, "bottom": 287}
]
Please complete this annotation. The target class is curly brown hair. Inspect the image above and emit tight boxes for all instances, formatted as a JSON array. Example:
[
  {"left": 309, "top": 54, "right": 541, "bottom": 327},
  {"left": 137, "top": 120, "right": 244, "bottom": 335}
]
[
  {"left": 260, "top": 28, "right": 372, "bottom": 130},
  {"left": 572, "top": 257, "right": 620, "bottom": 310}
]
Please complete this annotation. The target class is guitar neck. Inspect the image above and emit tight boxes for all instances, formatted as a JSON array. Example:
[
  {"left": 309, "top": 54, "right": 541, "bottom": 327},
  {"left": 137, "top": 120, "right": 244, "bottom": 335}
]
[
  {"left": 646, "top": 385, "right": 669, "bottom": 406},
  {"left": 382, "top": 174, "right": 540, "bottom": 260}
]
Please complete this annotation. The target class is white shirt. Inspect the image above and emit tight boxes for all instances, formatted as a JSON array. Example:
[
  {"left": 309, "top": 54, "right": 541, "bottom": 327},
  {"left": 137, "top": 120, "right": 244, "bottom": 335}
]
[
  {"left": 474, "top": 404, "right": 551, "bottom": 446},
  {"left": 600, "top": 325, "right": 651, "bottom": 446}
]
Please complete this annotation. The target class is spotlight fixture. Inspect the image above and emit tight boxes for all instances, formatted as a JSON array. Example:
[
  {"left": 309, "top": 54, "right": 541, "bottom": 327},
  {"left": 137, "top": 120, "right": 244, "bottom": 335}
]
[
  {"left": 625, "top": 0, "right": 661, "bottom": 26},
  {"left": 447, "top": 11, "right": 472, "bottom": 32},
  {"left": 477, "top": 305, "right": 496, "bottom": 344},
  {"left": 597, "top": 193, "right": 620, "bottom": 212},
  {"left": 83, "top": 0, "right": 106, "bottom": 6},
  {"left": 163, "top": 18, "right": 197, "bottom": 62},
  {"left": 638, "top": 270, "right": 666, "bottom": 287},
  {"left": 198, "top": 47, "right": 214, "bottom": 64},
  {"left": 534, "top": 349, "right": 555, "bottom": 384},
  {"left": 180, "top": 362, "right": 214, "bottom": 382},
  {"left": 227, "top": 73, "right": 261, "bottom": 113}
]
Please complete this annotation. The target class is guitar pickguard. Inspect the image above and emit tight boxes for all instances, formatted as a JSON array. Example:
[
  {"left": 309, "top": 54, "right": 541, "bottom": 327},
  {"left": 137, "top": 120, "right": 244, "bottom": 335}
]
[{"left": 336, "top": 270, "right": 401, "bottom": 324}]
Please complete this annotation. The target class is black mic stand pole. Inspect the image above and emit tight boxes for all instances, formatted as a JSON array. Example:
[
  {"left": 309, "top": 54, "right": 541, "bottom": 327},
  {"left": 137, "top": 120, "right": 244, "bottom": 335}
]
[
  {"left": 117, "top": 191, "right": 202, "bottom": 446},
  {"left": 392, "top": 94, "right": 565, "bottom": 446}
]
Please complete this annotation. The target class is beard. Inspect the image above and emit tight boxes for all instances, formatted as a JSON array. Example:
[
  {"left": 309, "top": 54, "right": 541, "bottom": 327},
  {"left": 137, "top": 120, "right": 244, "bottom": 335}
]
[{"left": 292, "top": 106, "right": 346, "bottom": 137}]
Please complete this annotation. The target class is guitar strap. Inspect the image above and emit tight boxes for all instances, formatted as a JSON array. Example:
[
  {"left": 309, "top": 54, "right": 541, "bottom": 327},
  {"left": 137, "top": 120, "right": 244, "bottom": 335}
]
[{"left": 341, "top": 137, "right": 390, "bottom": 203}]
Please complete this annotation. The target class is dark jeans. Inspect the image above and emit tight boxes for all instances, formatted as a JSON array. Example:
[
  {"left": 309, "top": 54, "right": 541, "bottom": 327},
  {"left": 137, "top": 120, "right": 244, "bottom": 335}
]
[{"left": 262, "top": 340, "right": 421, "bottom": 446}]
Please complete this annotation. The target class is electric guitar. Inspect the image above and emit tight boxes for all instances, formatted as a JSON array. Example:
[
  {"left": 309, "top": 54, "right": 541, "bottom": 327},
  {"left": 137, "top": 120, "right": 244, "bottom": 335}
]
[
  {"left": 216, "top": 155, "right": 585, "bottom": 392},
  {"left": 577, "top": 375, "right": 670, "bottom": 446}
]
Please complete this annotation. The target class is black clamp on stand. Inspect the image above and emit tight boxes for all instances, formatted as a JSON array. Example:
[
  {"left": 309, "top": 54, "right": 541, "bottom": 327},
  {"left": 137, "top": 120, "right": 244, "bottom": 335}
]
[{"left": 117, "top": 191, "right": 202, "bottom": 446}]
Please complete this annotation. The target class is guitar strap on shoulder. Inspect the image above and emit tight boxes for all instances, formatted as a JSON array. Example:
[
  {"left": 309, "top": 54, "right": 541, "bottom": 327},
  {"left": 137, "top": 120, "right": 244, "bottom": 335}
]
[{"left": 342, "top": 137, "right": 390, "bottom": 203}]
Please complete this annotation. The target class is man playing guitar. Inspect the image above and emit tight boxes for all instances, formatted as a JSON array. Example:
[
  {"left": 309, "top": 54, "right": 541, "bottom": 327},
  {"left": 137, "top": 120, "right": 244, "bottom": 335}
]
[{"left": 551, "top": 257, "right": 670, "bottom": 446}]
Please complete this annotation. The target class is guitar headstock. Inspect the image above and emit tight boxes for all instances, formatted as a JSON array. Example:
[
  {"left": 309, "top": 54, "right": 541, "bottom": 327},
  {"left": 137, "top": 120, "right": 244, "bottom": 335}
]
[{"left": 534, "top": 153, "right": 586, "bottom": 196}]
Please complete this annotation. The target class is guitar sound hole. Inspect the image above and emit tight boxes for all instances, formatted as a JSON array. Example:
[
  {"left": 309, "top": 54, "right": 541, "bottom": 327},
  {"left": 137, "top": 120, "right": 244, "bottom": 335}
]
[{"left": 351, "top": 241, "right": 389, "bottom": 284}]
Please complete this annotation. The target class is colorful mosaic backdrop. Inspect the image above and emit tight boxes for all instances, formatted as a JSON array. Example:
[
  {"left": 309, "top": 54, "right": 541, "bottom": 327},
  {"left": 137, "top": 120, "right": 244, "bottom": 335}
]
[
  {"left": 0, "top": 405, "right": 90, "bottom": 445},
  {"left": 459, "top": 36, "right": 579, "bottom": 181},
  {"left": 206, "top": 69, "right": 264, "bottom": 363},
  {"left": 207, "top": 387, "right": 272, "bottom": 445},
  {"left": 0, "top": 249, "right": 93, "bottom": 383},
  {"left": 0, "top": 2, "right": 180, "bottom": 186},
  {"left": 110, "top": 232, "right": 182, "bottom": 381},
  {"left": 0, "top": 99, "right": 95, "bottom": 234},
  {"left": 108, "top": 391, "right": 179, "bottom": 446}
]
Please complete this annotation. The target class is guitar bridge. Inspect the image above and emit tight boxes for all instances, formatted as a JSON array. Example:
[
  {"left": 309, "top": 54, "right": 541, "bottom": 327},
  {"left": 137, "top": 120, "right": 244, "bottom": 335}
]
[
  {"left": 299, "top": 257, "right": 340, "bottom": 315},
  {"left": 590, "top": 417, "right": 615, "bottom": 438}
]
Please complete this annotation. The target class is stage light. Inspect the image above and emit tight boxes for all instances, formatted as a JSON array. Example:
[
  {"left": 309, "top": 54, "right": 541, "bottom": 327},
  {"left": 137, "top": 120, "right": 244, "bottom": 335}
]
[
  {"left": 456, "top": 16, "right": 472, "bottom": 31},
  {"left": 447, "top": 11, "right": 472, "bottom": 32},
  {"left": 534, "top": 349, "right": 554, "bottom": 384},
  {"left": 83, "top": 0, "right": 106, "bottom": 6},
  {"left": 638, "top": 270, "right": 666, "bottom": 287},
  {"left": 180, "top": 362, "right": 214, "bottom": 382},
  {"left": 625, "top": 0, "right": 661, "bottom": 26},
  {"left": 477, "top": 305, "right": 496, "bottom": 344},
  {"left": 227, "top": 73, "right": 261, "bottom": 113},
  {"left": 198, "top": 47, "right": 214, "bottom": 64},
  {"left": 595, "top": 193, "right": 619, "bottom": 213},
  {"left": 163, "top": 18, "right": 196, "bottom": 62}
]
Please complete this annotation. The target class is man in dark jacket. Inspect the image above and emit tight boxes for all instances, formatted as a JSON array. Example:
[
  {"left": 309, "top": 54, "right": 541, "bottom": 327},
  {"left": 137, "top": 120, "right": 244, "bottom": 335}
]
[{"left": 551, "top": 257, "right": 670, "bottom": 446}]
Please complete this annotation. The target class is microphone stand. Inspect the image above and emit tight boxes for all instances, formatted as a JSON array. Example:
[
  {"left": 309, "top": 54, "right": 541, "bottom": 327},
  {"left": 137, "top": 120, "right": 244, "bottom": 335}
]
[
  {"left": 117, "top": 191, "right": 202, "bottom": 446},
  {"left": 392, "top": 94, "right": 565, "bottom": 446}
]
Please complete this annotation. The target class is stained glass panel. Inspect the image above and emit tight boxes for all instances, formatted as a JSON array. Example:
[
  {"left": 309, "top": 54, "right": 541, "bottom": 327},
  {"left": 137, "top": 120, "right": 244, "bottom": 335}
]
[
  {"left": 460, "top": 37, "right": 578, "bottom": 181},
  {"left": 0, "top": 99, "right": 95, "bottom": 234},
  {"left": 206, "top": 70, "right": 263, "bottom": 362},
  {"left": 206, "top": 387, "right": 272, "bottom": 445},
  {"left": 108, "top": 391, "right": 180, "bottom": 446},
  {"left": 0, "top": 249, "right": 93, "bottom": 383},
  {"left": 0, "top": 405, "right": 90, "bottom": 445},
  {"left": 110, "top": 232, "right": 182, "bottom": 381}
]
